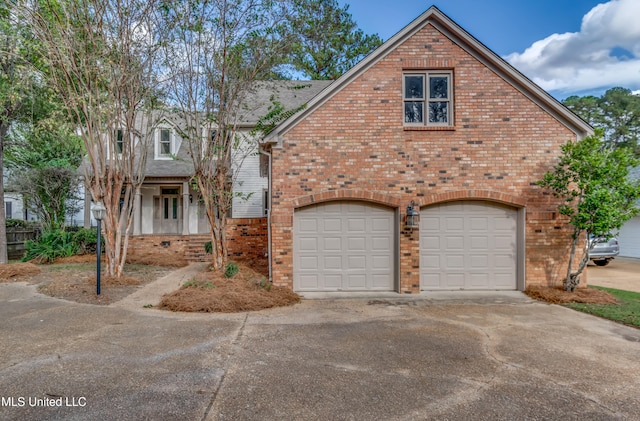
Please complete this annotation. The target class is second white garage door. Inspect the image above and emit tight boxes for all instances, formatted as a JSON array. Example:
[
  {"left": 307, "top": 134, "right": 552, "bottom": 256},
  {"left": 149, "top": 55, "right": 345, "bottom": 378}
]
[
  {"left": 619, "top": 216, "right": 640, "bottom": 258},
  {"left": 294, "top": 201, "right": 396, "bottom": 292},
  {"left": 420, "top": 201, "right": 517, "bottom": 290}
]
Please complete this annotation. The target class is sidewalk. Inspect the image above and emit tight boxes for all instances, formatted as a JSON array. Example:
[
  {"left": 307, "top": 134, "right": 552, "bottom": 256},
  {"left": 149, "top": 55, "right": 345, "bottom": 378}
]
[{"left": 110, "top": 262, "right": 208, "bottom": 311}]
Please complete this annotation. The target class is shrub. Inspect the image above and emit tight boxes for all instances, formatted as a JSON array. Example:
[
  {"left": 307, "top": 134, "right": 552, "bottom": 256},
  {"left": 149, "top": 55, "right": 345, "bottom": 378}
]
[
  {"left": 224, "top": 261, "right": 239, "bottom": 278},
  {"left": 72, "top": 228, "right": 103, "bottom": 255},
  {"left": 22, "top": 230, "right": 76, "bottom": 263},
  {"left": 204, "top": 241, "right": 212, "bottom": 254}
]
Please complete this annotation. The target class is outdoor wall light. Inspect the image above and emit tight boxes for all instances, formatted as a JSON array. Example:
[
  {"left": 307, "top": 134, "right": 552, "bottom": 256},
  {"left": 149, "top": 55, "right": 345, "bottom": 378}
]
[
  {"left": 406, "top": 200, "right": 420, "bottom": 228},
  {"left": 189, "top": 194, "right": 193, "bottom": 203}
]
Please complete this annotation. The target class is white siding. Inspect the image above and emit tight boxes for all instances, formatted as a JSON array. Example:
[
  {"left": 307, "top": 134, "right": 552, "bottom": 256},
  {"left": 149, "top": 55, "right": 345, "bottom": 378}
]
[{"left": 231, "top": 133, "right": 267, "bottom": 218}]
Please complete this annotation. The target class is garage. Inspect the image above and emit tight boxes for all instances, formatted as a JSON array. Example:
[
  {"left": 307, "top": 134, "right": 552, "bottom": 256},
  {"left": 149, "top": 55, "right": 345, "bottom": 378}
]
[
  {"left": 619, "top": 216, "right": 640, "bottom": 258},
  {"left": 420, "top": 201, "right": 518, "bottom": 290},
  {"left": 294, "top": 201, "right": 396, "bottom": 292}
]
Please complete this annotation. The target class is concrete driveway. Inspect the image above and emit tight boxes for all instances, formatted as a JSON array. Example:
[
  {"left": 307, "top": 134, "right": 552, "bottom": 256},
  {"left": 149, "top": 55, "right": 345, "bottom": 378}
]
[
  {"left": 1, "top": 281, "right": 639, "bottom": 421},
  {"left": 588, "top": 257, "right": 640, "bottom": 292}
]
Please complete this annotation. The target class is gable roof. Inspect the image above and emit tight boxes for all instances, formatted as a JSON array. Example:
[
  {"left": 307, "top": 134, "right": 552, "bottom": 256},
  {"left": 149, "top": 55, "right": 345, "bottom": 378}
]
[{"left": 264, "top": 6, "right": 593, "bottom": 143}]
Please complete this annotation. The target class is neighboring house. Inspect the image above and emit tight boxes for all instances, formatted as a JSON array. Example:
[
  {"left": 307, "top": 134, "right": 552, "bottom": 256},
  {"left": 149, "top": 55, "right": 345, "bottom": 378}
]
[
  {"left": 81, "top": 81, "right": 331, "bottom": 260},
  {"left": 618, "top": 166, "right": 640, "bottom": 258},
  {"left": 261, "top": 6, "right": 593, "bottom": 293}
]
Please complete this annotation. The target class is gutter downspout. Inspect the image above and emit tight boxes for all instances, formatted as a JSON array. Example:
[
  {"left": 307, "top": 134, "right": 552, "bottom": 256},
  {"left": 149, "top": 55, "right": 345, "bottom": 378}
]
[{"left": 259, "top": 146, "right": 273, "bottom": 281}]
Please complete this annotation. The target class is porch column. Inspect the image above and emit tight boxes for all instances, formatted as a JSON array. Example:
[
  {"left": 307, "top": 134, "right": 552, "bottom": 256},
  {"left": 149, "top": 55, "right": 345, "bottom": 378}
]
[
  {"left": 182, "top": 181, "right": 190, "bottom": 235},
  {"left": 133, "top": 191, "right": 142, "bottom": 235},
  {"left": 84, "top": 188, "right": 92, "bottom": 228}
]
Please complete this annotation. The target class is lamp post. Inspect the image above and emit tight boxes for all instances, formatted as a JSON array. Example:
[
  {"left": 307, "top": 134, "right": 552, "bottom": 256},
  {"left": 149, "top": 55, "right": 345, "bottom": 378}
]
[{"left": 91, "top": 202, "right": 106, "bottom": 295}]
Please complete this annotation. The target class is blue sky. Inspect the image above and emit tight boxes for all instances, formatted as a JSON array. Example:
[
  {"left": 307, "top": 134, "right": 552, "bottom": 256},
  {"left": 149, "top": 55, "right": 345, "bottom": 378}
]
[{"left": 340, "top": 0, "right": 640, "bottom": 100}]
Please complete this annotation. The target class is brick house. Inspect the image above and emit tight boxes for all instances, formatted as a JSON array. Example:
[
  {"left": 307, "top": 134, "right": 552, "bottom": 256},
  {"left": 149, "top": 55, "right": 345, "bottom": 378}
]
[{"left": 261, "top": 6, "right": 593, "bottom": 293}]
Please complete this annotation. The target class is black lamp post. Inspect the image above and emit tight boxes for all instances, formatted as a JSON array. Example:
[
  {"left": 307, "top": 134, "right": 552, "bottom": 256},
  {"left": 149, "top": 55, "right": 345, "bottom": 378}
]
[{"left": 91, "top": 202, "right": 106, "bottom": 295}]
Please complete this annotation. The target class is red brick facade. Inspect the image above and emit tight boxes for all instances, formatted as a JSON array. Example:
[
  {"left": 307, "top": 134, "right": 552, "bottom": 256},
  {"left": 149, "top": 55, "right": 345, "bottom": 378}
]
[
  {"left": 268, "top": 17, "right": 589, "bottom": 292},
  {"left": 128, "top": 217, "right": 268, "bottom": 263}
]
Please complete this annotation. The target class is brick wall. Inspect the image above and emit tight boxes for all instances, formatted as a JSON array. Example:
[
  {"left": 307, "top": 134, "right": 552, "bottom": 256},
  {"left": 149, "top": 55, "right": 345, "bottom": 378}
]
[
  {"left": 127, "top": 218, "right": 268, "bottom": 263},
  {"left": 269, "top": 24, "right": 585, "bottom": 292},
  {"left": 225, "top": 218, "right": 268, "bottom": 259}
]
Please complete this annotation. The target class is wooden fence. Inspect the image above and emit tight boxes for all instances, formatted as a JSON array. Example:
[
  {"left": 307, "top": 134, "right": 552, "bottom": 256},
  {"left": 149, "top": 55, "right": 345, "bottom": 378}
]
[{"left": 7, "top": 228, "right": 40, "bottom": 260}]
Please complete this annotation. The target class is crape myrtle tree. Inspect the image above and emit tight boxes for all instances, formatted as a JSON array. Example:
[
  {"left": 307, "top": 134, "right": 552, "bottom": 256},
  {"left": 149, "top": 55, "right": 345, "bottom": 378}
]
[
  {"left": 22, "top": 0, "right": 162, "bottom": 277},
  {"left": 288, "top": 0, "right": 383, "bottom": 80},
  {"left": 537, "top": 132, "right": 640, "bottom": 291},
  {"left": 158, "top": 0, "right": 295, "bottom": 270}
]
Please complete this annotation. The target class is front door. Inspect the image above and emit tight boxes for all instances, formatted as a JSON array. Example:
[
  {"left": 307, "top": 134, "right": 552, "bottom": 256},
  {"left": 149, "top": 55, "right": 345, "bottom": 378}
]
[{"left": 153, "top": 187, "right": 182, "bottom": 234}]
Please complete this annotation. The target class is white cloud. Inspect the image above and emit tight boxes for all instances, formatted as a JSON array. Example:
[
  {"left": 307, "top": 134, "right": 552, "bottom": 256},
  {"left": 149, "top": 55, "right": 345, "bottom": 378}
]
[{"left": 506, "top": 0, "right": 640, "bottom": 96}]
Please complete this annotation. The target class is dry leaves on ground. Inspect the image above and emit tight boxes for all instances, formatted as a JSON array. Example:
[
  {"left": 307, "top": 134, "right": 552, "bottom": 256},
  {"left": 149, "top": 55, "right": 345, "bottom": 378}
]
[
  {"left": 525, "top": 285, "right": 618, "bottom": 305},
  {"left": 159, "top": 262, "right": 300, "bottom": 313}
]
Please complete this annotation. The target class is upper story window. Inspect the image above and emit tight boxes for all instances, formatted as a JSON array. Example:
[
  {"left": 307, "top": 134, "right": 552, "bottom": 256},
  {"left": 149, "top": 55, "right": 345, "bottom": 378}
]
[
  {"left": 115, "top": 129, "right": 124, "bottom": 153},
  {"left": 403, "top": 71, "right": 453, "bottom": 127},
  {"left": 155, "top": 127, "right": 174, "bottom": 159}
]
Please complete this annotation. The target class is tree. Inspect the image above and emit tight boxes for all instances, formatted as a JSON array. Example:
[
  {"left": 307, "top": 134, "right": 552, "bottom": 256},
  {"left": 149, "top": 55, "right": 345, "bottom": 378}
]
[
  {"left": 22, "top": 0, "right": 162, "bottom": 277},
  {"left": 288, "top": 0, "right": 383, "bottom": 80},
  {"left": 158, "top": 0, "right": 294, "bottom": 270},
  {"left": 0, "top": 2, "right": 44, "bottom": 263},
  {"left": 6, "top": 114, "right": 83, "bottom": 231},
  {"left": 537, "top": 132, "right": 640, "bottom": 291},
  {"left": 563, "top": 88, "right": 640, "bottom": 155}
]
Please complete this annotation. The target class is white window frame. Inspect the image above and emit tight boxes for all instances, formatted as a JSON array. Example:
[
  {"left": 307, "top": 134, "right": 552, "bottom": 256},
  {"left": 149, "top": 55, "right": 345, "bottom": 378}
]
[
  {"left": 403, "top": 71, "right": 453, "bottom": 127},
  {"left": 155, "top": 127, "right": 174, "bottom": 159}
]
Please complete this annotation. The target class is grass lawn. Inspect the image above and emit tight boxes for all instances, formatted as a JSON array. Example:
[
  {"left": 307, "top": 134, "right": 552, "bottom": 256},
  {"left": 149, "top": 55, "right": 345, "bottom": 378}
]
[{"left": 565, "top": 286, "right": 640, "bottom": 328}]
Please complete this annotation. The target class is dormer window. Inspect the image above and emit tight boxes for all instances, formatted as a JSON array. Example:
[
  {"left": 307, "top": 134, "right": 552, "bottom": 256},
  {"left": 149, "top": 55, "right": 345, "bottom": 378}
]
[{"left": 156, "top": 127, "right": 174, "bottom": 159}]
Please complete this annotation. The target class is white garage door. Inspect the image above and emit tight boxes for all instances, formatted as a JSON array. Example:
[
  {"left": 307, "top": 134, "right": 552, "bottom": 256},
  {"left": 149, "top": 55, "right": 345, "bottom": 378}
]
[
  {"left": 294, "top": 201, "right": 396, "bottom": 291},
  {"left": 619, "top": 216, "right": 640, "bottom": 258},
  {"left": 420, "top": 201, "right": 517, "bottom": 290}
]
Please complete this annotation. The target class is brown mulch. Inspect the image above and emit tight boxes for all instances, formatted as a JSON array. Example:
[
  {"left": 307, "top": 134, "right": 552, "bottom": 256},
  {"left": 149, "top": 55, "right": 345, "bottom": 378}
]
[
  {"left": 525, "top": 285, "right": 618, "bottom": 305},
  {"left": 159, "top": 262, "right": 300, "bottom": 313},
  {"left": 0, "top": 263, "right": 41, "bottom": 281},
  {"left": 51, "top": 252, "right": 189, "bottom": 268}
]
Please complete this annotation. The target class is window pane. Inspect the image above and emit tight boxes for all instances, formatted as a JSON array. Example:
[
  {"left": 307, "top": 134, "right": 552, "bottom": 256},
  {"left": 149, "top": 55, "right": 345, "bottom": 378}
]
[
  {"left": 172, "top": 198, "right": 178, "bottom": 219},
  {"left": 161, "top": 129, "right": 170, "bottom": 143},
  {"left": 116, "top": 129, "right": 123, "bottom": 153},
  {"left": 404, "top": 102, "right": 423, "bottom": 123},
  {"left": 429, "top": 102, "right": 448, "bottom": 123},
  {"left": 404, "top": 75, "right": 424, "bottom": 99},
  {"left": 164, "top": 198, "right": 169, "bottom": 219},
  {"left": 429, "top": 76, "right": 448, "bottom": 99},
  {"left": 161, "top": 141, "right": 171, "bottom": 155}
]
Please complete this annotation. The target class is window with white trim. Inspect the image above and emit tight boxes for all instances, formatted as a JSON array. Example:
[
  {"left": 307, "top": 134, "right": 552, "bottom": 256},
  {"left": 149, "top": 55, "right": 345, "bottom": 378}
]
[
  {"left": 403, "top": 71, "right": 453, "bottom": 126},
  {"left": 115, "top": 129, "right": 124, "bottom": 153},
  {"left": 155, "top": 128, "right": 173, "bottom": 159}
]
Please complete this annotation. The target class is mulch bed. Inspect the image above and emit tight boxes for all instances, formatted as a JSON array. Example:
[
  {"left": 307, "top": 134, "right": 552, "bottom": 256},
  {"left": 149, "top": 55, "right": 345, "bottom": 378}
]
[
  {"left": 0, "top": 263, "right": 41, "bottom": 281},
  {"left": 525, "top": 285, "right": 618, "bottom": 305},
  {"left": 159, "top": 262, "right": 300, "bottom": 313}
]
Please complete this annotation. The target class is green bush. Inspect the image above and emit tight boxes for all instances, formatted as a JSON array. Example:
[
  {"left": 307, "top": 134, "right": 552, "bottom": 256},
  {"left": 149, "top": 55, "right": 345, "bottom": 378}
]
[
  {"left": 204, "top": 241, "right": 212, "bottom": 254},
  {"left": 72, "top": 228, "right": 103, "bottom": 255},
  {"left": 22, "top": 230, "right": 76, "bottom": 263},
  {"left": 224, "top": 261, "right": 239, "bottom": 278}
]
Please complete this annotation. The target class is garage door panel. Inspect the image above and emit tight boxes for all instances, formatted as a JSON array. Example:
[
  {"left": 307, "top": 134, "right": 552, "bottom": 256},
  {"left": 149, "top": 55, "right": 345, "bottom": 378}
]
[
  {"left": 347, "top": 237, "right": 366, "bottom": 251},
  {"left": 324, "top": 256, "right": 342, "bottom": 270},
  {"left": 371, "top": 236, "right": 391, "bottom": 251},
  {"left": 294, "top": 201, "right": 395, "bottom": 291},
  {"left": 446, "top": 236, "right": 464, "bottom": 250},
  {"left": 446, "top": 217, "right": 464, "bottom": 230},
  {"left": 299, "top": 237, "right": 318, "bottom": 252},
  {"left": 298, "top": 218, "right": 318, "bottom": 233},
  {"left": 421, "top": 201, "right": 517, "bottom": 290},
  {"left": 324, "top": 218, "right": 342, "bottom": 232}
]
